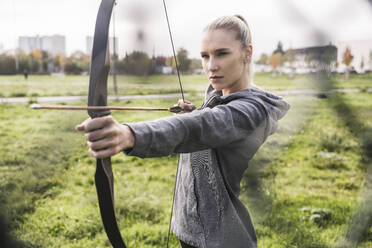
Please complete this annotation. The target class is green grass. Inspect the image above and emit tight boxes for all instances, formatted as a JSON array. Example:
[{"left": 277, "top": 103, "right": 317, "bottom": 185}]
[
  {"left": 0, "top": 97, "right": 203, "bottom": 248},
  {"left": 0, "top": 74, "right": 210, "bottom": 98},
  {"left": 241, "top": 92, "right": 372, "bottom": 247},
  {"left": 0, "top": 79, "right": 372, "bottom": 247},
  {"left": 0, "top": 73, "right": 371, "bottom": 98}
]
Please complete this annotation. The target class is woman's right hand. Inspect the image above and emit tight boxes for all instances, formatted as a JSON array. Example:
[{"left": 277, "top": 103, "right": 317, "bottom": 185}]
[{"left": 177, "top": 99, "right": 196, "bottom": 113}]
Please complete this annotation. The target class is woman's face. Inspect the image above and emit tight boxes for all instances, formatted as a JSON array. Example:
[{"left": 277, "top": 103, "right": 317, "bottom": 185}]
[{"left": 200, "top": 29, "right": 251, "bottom": 95}]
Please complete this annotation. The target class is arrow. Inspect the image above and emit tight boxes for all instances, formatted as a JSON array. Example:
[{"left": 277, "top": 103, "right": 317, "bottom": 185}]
[{"left": 30, "top": 104, "right": 187, "bottom": 113}]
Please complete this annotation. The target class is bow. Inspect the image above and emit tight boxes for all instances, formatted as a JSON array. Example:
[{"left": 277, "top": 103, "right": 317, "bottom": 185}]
[
  {"left": 88, "top": 1, "right": 184, "bottom": 247},
  {"left": 88, "top": 0, "right": 126, "bottom": 247}
]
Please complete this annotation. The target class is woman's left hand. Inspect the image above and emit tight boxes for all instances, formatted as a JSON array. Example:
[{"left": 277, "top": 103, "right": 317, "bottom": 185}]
[{"left": 75, "top": 116, "right": 134, "bottom": 159}]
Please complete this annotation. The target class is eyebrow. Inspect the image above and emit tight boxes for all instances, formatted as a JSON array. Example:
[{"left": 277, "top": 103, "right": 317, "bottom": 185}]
[
  {"left": 215, "top": 48, "right": 230, "bottom": 52},
  {"left": 200, "top": 48, "right": 230, "bottom": 55}
]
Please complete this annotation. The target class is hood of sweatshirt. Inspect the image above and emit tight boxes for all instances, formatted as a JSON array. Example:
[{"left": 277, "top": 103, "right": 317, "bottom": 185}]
[{"left": 203, "top": 84, "right": 290, "bottom": 122}]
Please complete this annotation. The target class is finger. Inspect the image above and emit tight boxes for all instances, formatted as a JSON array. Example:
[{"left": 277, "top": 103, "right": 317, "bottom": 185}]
[
  {"left": 88, "top": 148, "right": 103, "bottom": 158},
  {"left": 89, "top": 146, "right": 122, "bottom": 159},
  {"left": 179, "top": 102, "right": 195, "bottom": 111},
  {"left": 85, "top": 119, "right": 122, "bottom": 142},
  {"left": 85, "top": 127, "right": 109, "bottom": 142},
  {"left": 75, "top": 118, "right": 92, "bottom": 131},
  {"left": 75, "top": 124, "right": 85, "bottom": 131},
  {"left": 177, "top": 99, "right": 184, "bottom": 109},
  {"left": 85, "top": 115, "right": 114, "bottom": 132},
  {"left": 185, "top": 104, "right": 196, "bottom": 110},
  {"left": 89, "top": 135, "right": 119, "bottom": 151},
  {"left": 177, "top": 99, "right": 191, "bottom": 105},
  {"left": 177, "top": 100, "right": 187, "bottom": 109}
]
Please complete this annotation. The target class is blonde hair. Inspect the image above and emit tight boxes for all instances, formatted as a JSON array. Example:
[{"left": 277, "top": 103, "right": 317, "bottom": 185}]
[
  {"left": 203, "top": 15, "right": 252, "bottom": 48},
  {"left": 203, "top": 15, "right": 255, "bottom": 83}
]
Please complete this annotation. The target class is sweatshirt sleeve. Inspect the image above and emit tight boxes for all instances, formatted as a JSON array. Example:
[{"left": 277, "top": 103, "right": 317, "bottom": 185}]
[{"left": 124, "top": 98, "right": 268, "bottom": 158}]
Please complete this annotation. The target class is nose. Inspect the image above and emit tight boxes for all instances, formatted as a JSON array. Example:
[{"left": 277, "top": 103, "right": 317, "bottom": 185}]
[{"left": 207, "top": 57, "right": 219, "bottom": 72}]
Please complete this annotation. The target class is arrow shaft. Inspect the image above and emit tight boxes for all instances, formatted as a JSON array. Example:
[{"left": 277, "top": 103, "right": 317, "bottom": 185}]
[{"left": 32, "top": 105, "right": 171, "bottom": 111}]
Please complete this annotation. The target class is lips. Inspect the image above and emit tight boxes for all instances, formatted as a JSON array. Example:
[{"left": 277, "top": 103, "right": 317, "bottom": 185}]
[{"left": 209, "top": 75, "right": 223, "bottom": 80}]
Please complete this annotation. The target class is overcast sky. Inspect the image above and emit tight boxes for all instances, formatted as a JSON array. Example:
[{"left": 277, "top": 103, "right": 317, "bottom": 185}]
[{"left": 1, "top": 0, "right": 372, "bottom": 59}]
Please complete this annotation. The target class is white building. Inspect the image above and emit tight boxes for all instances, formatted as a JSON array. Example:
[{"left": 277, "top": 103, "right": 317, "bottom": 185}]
[
  {"left": 336, "top": 40, "right": 372, "bottom": 72},
  {"left": 18, "top": 35, "right": 66, "bottom": 56},
  {"left": 86, "top": 36, "right": 118, "bottom": 56},
  {"left": 0, "top": 43, "right": 4, "bottom": 53},
  {"left": 155, "top": 66, "right": 173, "bottom": 74},
  {"left": 42, "top": 35, "right": 66, "bottom": 56}
]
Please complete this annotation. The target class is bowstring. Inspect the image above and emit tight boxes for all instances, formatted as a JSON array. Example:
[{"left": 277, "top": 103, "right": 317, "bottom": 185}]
[
  {"left": 162, "top": 0, "right": 185, "bottom": 103},
  {"left": 162, "top": 0, "right": 185, "bottom": 247},
  {"left": 165, "top": 157, "right": 181, "bottom": 248}
]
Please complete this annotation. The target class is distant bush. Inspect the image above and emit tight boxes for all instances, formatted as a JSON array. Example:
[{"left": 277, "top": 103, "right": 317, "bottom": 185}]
[
  {"left": 10, "top": 92, "right": 27, "bottom": 97},
  {"left": 0, "top": 54, "right": 16, "bottom": 75},
  {"left": 64, "top": 62, "right": 83, "bottom": 75},
  {"left": 63, "top": 51, "right": 89, "bottom": 75},
  {"left": 118, "top": 51, "right": 153, "bottom": 76}
]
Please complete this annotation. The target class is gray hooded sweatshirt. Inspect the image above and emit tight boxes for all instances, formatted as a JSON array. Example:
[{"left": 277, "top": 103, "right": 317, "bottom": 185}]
[{"left": 125, "top": 85, "right": 290, "bottom": 248}]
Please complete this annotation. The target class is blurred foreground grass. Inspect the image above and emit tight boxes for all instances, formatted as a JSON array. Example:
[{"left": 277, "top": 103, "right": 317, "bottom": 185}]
[{"left": 0, "top": 91, "right": 372, "bottom": 247}]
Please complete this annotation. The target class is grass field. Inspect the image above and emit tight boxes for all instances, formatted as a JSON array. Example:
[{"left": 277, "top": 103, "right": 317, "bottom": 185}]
[
  {"left": 0, "top": 74, "right": 372, "bottom": 247},
  {"left": 0, "top": 73, "right": 371, "bottom": 98}
]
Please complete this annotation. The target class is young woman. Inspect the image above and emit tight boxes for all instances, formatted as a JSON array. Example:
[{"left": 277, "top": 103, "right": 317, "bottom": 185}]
[{"left": 76, "top": 15, "right": 290, "bottom": 248}]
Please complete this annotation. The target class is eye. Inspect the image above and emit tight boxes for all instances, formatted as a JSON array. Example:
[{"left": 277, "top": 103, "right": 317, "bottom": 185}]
[
  {"left": 217, "top": 51, "right": 228, "bottom": 56},
  {"left": 201, "top": 54, "right": 209, "bottom": 59}
]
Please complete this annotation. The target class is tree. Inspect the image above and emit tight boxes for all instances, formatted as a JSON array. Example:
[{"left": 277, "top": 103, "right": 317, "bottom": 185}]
[
  {"left": 177, "top": 48, "right": 191, "bottom": 73},
  {"left": 119, "top": 51, "right": 152, "bottom": 76},
  {"left": 165, "top": 56, "right": 175, "bottom": 67},
  {"left": 41, "top": 50, "right": 50, "bottom": 73},
  {"left": 189, "top": 58, "right": 203, "bottom": 74},
  {"left": 70, "top": 51, "right": 90, "bottom": 72},
  {"left": 18, "top": 51, "right": 30, "bottom": 73},
  {"left": 53, "top": 53, "right": 63, "bottom": 72},
  {"left": 360, "top": 56, "right": 365, "bottom": 72},
  {"left": 0, "top": 54, "right": 16, "bottom": 74},
  {"left": 64, "top": 61, "right": 83, "bottom": 75},
  {"left": 273, "top": 41, "right": 284, "bottom": 55},
  {"left": 256, "top": 53, "right": 268, "bottom": 65},
  {"left": 283, "top": 49, "right": 297, "bottom": 78},
  {"left": 342, "top": 47, "right": 354, "bottom": 80},
  {"left": 269, "top": 53, "right": 282, "bottom": 77},
  {"left": 64, "top": 51, "right": 89, "bottom": 75},
  {"left": 154, "top": 56, "right": 167, "bottom": 67},
  {"left": 31, "top": 49, "right": 42, "bottom": 61},
  {"left": 283, "top": 49, "right": 296, "bottom": 67},
  {"left": 30, "top": 49, "right": 42, "bottom": 73},
  {"left": 335, "top": 61, "right": 339, "bottom": 71}
]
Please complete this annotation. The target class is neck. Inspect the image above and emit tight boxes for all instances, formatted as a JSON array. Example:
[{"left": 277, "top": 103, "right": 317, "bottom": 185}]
[{"left": 222, "top": 66, "right": 252, "bottom": 96}]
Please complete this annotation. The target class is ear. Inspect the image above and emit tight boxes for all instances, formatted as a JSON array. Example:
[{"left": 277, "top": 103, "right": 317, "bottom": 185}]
[{"left": 244, "top": 44, "right": 253, "bottom": 63}]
